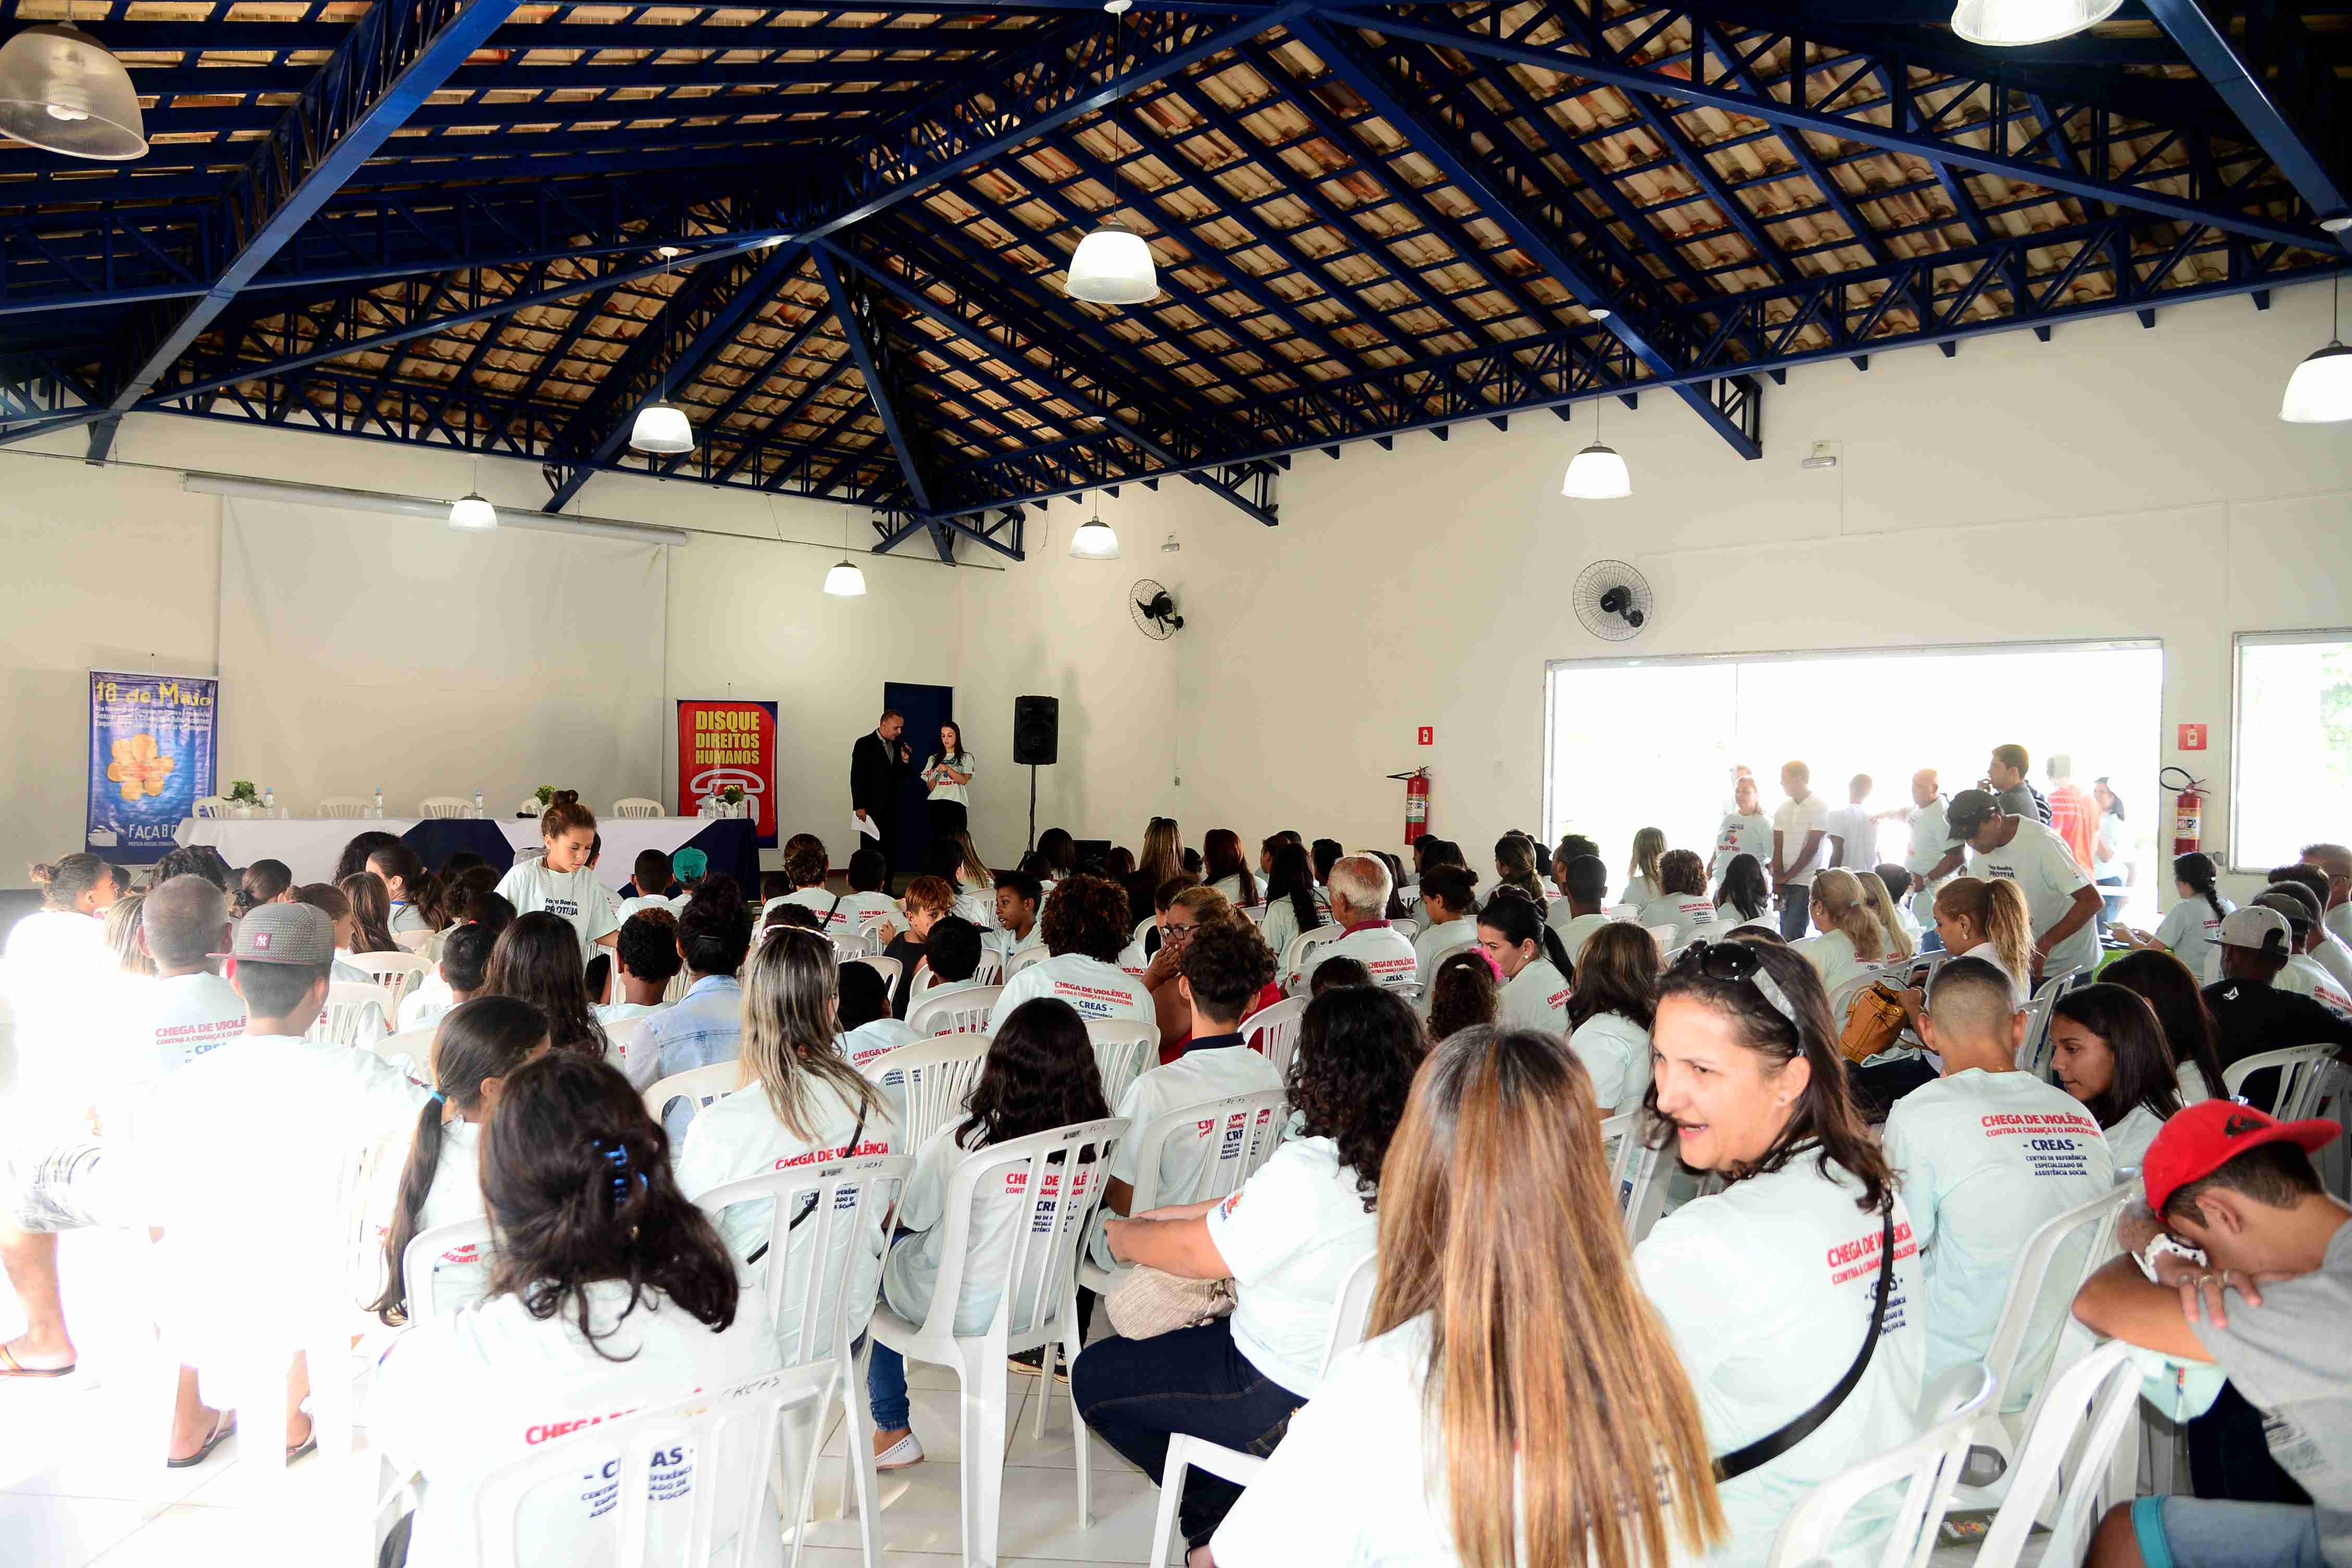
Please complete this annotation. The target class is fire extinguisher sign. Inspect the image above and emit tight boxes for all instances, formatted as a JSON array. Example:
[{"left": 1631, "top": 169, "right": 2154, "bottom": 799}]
[
  {"left": 2177, "top": 723, "right": 2208, "bottom": 751},
  {"left": 1417, "top": 726, "right": 1434, "bottom": 745}
]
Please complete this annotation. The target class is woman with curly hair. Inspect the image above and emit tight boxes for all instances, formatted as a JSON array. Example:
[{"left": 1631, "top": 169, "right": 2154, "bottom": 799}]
[
  {"left": 1075, "top": 985, "right": 1425, "bottom": 1559},
  {"left": 867, "top": 997, "right": 1110, "bottom": 1470},
  {"left": 1427, "top": 949, "right": 1499, "bottom": 1041},
  {"left": 984, "top": 871, "right": 1152, "bottom": 1031},
  {"left": 1637, "top": 847, "right": 1716, "bottom": 947}
]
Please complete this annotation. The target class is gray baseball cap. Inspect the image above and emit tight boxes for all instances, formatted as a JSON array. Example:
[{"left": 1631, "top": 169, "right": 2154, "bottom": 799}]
[
  {"left": 1944, "top": 788, "right": 2002, "bottom": 846},
  {"left": 2216, "top": 905, "right": 2293, "bottom": 957},
  {"left": 215, "top": 901, "right": 335, "bottom": 965}
]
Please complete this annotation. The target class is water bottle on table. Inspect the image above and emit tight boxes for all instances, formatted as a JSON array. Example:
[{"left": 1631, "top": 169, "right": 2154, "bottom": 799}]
[
  {"left": 473, "top": 789, "right": 485, "bottom": 818},
  {"left": 262, "top": 786, "right": 276, "bottom": 818},
  {"left": 373, "top": 786, "right": 384, "bottom": 819}
]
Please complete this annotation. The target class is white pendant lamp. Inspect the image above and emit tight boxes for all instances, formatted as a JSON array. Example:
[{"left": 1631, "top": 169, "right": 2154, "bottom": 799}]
[
  {"left": 823, "top": 512, "right": 867, "bottom": 596},
  {"left": 1070, "top": 493, "right": 1121, "bottom": 558},
  {"left": 1561, "top": 399, "right": 1633, "bottom": 500},
  {"left": 0, "top": 19, "right": 146, "bottom": 161},
  {"left": 447, "top": 456, "right": 497, "bottom": 531},
  {"left": 2282, "top": 273, "right": 2352, "bottom": 424},
  {"left": 1063, "top": 0, "right": 1159, "bottom": 307},
  {"left": 628, "top": 251, "right": 696, "bottom": 455},
  {"left": 1950, "top": 0, "right": 2122, "bottom": 46}
]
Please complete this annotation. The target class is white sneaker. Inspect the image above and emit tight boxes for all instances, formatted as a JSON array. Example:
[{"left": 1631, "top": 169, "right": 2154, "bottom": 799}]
[{"left": 874, "top": 1432, "right": 925, "bottom": 1471}]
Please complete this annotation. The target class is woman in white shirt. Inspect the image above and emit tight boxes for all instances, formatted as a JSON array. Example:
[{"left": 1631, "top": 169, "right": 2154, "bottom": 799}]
[
  {"left": 1491, "top": 834, "right": 1550, "bottom": 913},
  {"left": 371, "top": 1050, "right": 782, "bottom": 1568},
  {"left": 2048, "top": 983, "right": 2192, "bottom": 1170},
  {"left": 369, "top": 996, "right": 548, "bottom": 1325},
  {"left": 2117, "top": 851, "right": 2235, "bottom": 982},
  {"left": 366, "top": 842, "right": 447, "bottom": 939},
  {"left": 1712, "top": 852, "right": 1776, "bottom": 934},
  {"left": 2, "top": 853, "right": 119, "bottom": 1142},
  {"left": 1565, "top": 923, "right": 1658, "bottom": 1116},
  {"left": 1410, "top": 865, "right": 1480, "bottom": 991},
  {"left": 1476, "top": 892, "right": 1575, "bottom": 1035},
  {"left": 1213, "top": 1024, "right": 1724, "bottom": 1568},
  {"left": 867, "top": 997, "right": 1110, "bottom": 1469},
  {"left": 1623, "top": 825, "right": 1667, "bottom": 908},
  {"left": 1076, "top": 985, "right": 1424, "bottom": 1559},
  {"left": 494, "top": 792, "right": 621, "bottom": 960},
  {"left": 984, "top": 873, "right": 1155, "bottom": 1031},
  {"left": 1258, "top": 844, "right": 1330, "bottom": 979},
  {"left": 1636, "top": 938, "right": 1926, "bottom": 1568},
  {"left": 920, "top": 720, "right": 974, "bottom": 841},
  {"left": 1636, "top": 848, "right": 1717, "bottom": 948},
  {"left": 1791, "top": 867, "right": 1886, "bottom": 1000},
  {"left": 674, "top": 927, "right": 895, "bottom": 1363},
  {"left": 1854, "top": 869, "right": 1917, "bottom": 965},
  {"left": 2091, "top": 777, "right": 2132, "bottom": 924},
  {"left": 1711, "top": 774, "right": 1774, "bottom": 892},
  {"left": 1202, "top": 827, "right": 1261, "bottom": 909},
  {"left": 485, "top": 911, "right": 612, "bottom": 1058}
]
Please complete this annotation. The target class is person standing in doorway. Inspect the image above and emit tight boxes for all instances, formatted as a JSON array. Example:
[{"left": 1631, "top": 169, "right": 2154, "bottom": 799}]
[
  {"left": 2046, "top": 753, "right": 2098, "bottom": 873},
  {"left": 1771, "top": 760, "right": 1830, "bottom": 941},
  {"left": 851, "top": 709, "right": 912, "bottom": 863},
  {"left": 1824, "top": 774, "right": 1876, "bottom": 871},
  {"left": 921, "top": 720, "right": 975, "bottom": 843},
  {"left": 1986, "top": 743, "right": 2051, "bottom": 826}
]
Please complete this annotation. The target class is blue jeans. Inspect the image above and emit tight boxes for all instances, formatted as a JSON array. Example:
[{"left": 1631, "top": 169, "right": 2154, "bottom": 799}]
[
  {"left": 1779, "top": 888, "right": 1812, "bottom": 940},
  {"left": 1071, "top": 1320, "right": 1306, "bottom": 1549},
  {"left": 2134, "top": 1497, "right": 2323, "bottom": 1567},
  {"left": 866, "top": 1340, "right": 909, "bottom": 1433}
]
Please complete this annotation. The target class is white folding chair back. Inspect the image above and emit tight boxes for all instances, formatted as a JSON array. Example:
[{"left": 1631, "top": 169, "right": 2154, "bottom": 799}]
[
  {"left": 860, "top": 1036, "right": 992, "bottom": 1154},
  {"left": 515, "top": 795, "right": 542, "bottom": 817},
  {"left": 1765, "top": 1363, "right": 2000, "bottom": 1568},
  {"left": 371, "top": 1026, "right": 435, "bottom": 1083},
  {"left": 611, "top": 797, "right": 664, "bottom": 818},
  {"left": 2014, "top": 977, "right": 2067, "bottom": 1076},
  {"left": 863, "top": 1116, "right": 1129, "bottom": 1562},
  {"left": 1281, "top": 923, "right": 1343, "bottom": 987},
  {"left": 1084, "top": 1018, "right": 1158, "bottom": 1109},
  {"left": 1975, "top": 1341, "right": 2143, "bottom": 1568},
  {"left": 1132, "top": 915, "right": 1158, "bottom": 947},
  {"left": 417, "top": 796, "right": 471, "bottom": 818},
  {"left": 1005, "top": 945, "right": 1049, "bottom": 979},
  {"left": 1242, "top": 996, "right": 1307, "bottom": 1079},
  {"left": 1826, "top": 971, "right": 1881, "bottom": 1026},
  {"left": 603, "top": 1013, "right": 656, "bottom": 1079},
  {"left": 193, "top": 795, "right": 226, "bottom": 818},
  {"left": 829, "top": 929, "right": 877, "bottom": 960},
  {"left": 471, "top": 1367, "right": 832, "bottom": 1568},
  {"left": 906, "top": 984, "right": 1003, "bottom": 1037},
  {"left": 317, "top": 796, "right": 370, "bottom": 819},
  {"left": 2223, "top": 1043, "right": 2341, "bottom": 1111},
  {"left": 1644, "top": 923, "right": 1679, "bottom": 961},
  {"left": 970, "top": 948, "right": 1005, "bottom": 985},
  {"left": 848, "top": 953, "right": 902, "bottom": 994},
  {"left": 1601, "top": 1108, "right": 1672, "bottom": 1243},
  {"left": 310, "top": 983, "right": 389, "bottom": 1046},
  {"left": 1388, "top": 916, "right": 1418, "bottom": 940},
  {"left": 1078, "top": 1087, "right": 1288, "bottom": 1295},
  {"left": 1604, "top": 903, "right": 1642, "bottom": 922},
  {"left": 402, "top": 1216, "right": 493, "bottom": 1324},
  {"left": 642, "top": 1061, "right": 740, "bottom": 1131},
  {"left": 344, "top": 949, "right": 430, "bottom": 1013},
  {"left": 392, "top": 928, "right": 434, "bottom": 953},
  {"left": 1241, "top": 902, "right": 1270, "bottom": 928}
]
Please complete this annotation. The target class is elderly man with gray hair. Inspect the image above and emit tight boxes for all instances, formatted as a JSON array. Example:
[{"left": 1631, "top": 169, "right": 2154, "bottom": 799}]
[{"left": 1295, "top": 853, "right": 1418, "bottom": 994}]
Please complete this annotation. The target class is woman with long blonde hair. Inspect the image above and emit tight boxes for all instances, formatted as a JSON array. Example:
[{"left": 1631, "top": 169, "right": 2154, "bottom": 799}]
[
  {"left": 1212, "top": 1025, "right": 1723, "bottom": 1568},
  {"left": 1929, "top": 875, "right": 2034, "bottom": 1002},
  {"left": 1853, "top": 868, "right": 1917, "bottom": 963},
  {"left": 1794, "top": 866, "right": 1883, "bottom": 994},
  {"left": 1624, "top": 825, "right": 1669, "bottom": 906}
]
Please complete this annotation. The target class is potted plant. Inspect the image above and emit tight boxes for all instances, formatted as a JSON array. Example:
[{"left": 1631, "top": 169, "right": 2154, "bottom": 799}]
[
  {"left": 225, "top": 779, "right": 260, "bottom": 818},
  {"left": 719, "top": 783, "right": 745, "bottom": 818},
  {"left": 534, "top": 784, "right": 557, "bottom": 806}
]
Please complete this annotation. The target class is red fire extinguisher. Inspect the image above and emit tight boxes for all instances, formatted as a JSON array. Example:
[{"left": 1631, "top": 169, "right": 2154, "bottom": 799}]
[
  {"left": 1389, "top": 768, "right": 1431, "bottom": 846},
  {"left": 2162, "top": 765, "right": 2205, "bottom": 856}
]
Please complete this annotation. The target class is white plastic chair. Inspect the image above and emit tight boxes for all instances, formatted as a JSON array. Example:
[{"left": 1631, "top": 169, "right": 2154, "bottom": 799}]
[
  {"left": 417, "top": 796, "right": 471, "bottom": 818},
  {"left": 906, "top": 984, "right": 1003, "bottom": 1037},
  {"left": 1006, "top": 946, "right": 1049, "bottom": 979},
  {"left": 860, "top": 1116, "right": 1129, "bottom": 1564},
  {"left": 1975, "top": 1341, "right": 2143, "bottom": 1568},
  {"left": 2223, "top": 1042, "right": 2344, "bottom": 1113},
  {"left": 1602, "top": 1108, "right": 1671, "bottom": 1243},
  {"left": 318, "top": 796, "right": 371, "bottom": 819},
  {"left": 392, "top": 928, "right": 434, "bottom": 953},
  {"left": 1242, "top": 996, "right": 1306, "bottom": 1078},
  {"left": 860, "top": 1035, "right": 992, "bottom": 1155},
  {"left": 604, "top": 1013, "right": 657, "bottom": 1080},
  {"left": 401, "top": 1215, "right": 492, "bottom": 1325},
  {"left": 642, "top": 1061, "right": 739, "bottom": 1131},
  {"left": 310, "top": 982, "right": 390, "bottom": 1046},
  {"left": 371, "top": 1026, "right": 435, "bottom": 1083},
  {"left": 192, "top": 795, "right": 227, "bottom": 818},
  {"left": 612, "top": 797, "right": 664, "bottom": 818},
  {"left": 515, "top": 795, "right": 543, "bottom": 818},
  {"left": 1644, "top": 923, "right": 1679, "bottom": 961},
  {"left": 466, "top": 1366, "right": 832, "bottom": 1568},
  {"left": 1949, "top": 1181, "right": 2135, "bottom": 1510},
  {"left": 344, "top": 949, "right": 430, "bottom": 1013},
  {"left": 1084, "top": 1018, "right": 1159, "bottom": 1112},
  {"left": 1240, "top": 903, "right": 1270, "bottom": 928},
  {"left": 1765, "top": 1363, "right": 2000, "bottom": 1568},
  {"left": 1077, "top": 1087, "right": 1288, "bottom": 1297},
  {"left": 2014, "top": 976, "right": 2068, "bottom": 1076},
  {"left": 1146, "top": 1250, "right": 1379, "bottom": 1568},
  {"left": 1132, "top": 915, "right": 1158, "bottom": 947},
  {"left": 1280, "top": 924, "right": 1343, "bottom": 990},
  {"left": 830, "top": 929, "right": 878, "bottom": 960},
  {"left": 849, "top": 953, "right": 902, "bottom": 995},
  {"left": 1604, "top": 903, "right": 1643, "bottom": 922},
  {"left": 1389, "top": 916, "right": 1418, "bottom": 940}
]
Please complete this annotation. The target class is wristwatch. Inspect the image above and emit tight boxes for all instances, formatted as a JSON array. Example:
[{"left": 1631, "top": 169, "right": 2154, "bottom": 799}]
[{"left": 2135, "top": 1232, "right": 2209, "bottom": 1283}]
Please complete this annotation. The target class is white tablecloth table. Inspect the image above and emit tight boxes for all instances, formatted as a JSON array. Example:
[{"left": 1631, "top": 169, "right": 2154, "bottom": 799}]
[{"left": 175, "top": 814, "right": 744, "bottom": 892}]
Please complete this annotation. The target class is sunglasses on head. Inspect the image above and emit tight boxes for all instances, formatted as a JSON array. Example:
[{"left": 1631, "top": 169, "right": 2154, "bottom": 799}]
[{"left": 1672, "top": 938, "right": 1799, "bottom": 1028}]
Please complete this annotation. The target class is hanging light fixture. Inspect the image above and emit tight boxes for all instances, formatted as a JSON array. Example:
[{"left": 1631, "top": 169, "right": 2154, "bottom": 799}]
[
  {"left": 1561, "top": 399, "right": 1633, "bottom": 500},
  {"left": 447, "top": 455, "right": 497, "bottom": 531},
  {"left": 823, "top": 512, "right": 868, "bottom": 597},
  {"left": 1064, "top": 0, "right": 1159, "bottom": 307},
  {"left": 1949, "top": 0, "right": 2122, "bottom": 47},
  {"left": 1070, "top": 492, "right": 1121, "bottom": 558},
  {"left": 629, "top": 251, "right": 696, "bottom": 455},
  {"left": 2282, "top": 273, "right": 2352, "bottom": 424},
  {"left": 0, "top": 11, "right": 146, "bottom": 162}
]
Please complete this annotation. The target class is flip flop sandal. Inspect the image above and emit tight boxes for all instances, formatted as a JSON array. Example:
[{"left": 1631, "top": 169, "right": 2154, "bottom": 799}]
[
  {"left": 0, "top": 1343, "right": 76, "bottom": 1379},
  {"left": 166, "top": 1413, "right": 237, "bottom": 1469},
  {"left": 284, "top": 1433, "right": 318, "bottom": 1465}
]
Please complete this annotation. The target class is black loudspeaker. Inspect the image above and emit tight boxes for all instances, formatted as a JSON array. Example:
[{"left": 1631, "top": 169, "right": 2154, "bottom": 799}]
[{"left": 1013, "top": 695, "right": 1060, "bottom": 766}]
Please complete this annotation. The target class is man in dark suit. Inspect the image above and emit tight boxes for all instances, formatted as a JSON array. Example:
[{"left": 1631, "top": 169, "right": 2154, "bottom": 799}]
[{"left": 851, "top": 709, "right": 911, "bottom": 863}]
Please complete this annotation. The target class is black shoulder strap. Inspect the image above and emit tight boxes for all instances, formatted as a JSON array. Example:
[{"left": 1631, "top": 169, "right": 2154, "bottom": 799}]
[
  {"left": 746, "top": 1106, "right": 868, "bottom": 1266},
  {"left": 828, "top": 890, "right": 848, "bottom": 927},
  {"left": 1712, "top": 1207, "right": 1897, "bottom": 1484}
]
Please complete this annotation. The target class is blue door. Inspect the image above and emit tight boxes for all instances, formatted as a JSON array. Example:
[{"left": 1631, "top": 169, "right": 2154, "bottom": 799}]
[{"left": 884, "top": 681, "right": 956, "bottom": 878}]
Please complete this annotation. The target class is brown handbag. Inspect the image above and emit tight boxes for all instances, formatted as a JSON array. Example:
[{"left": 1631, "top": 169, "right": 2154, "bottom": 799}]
[{"left": 1839, "top": 981, "right": 1909, "bottom": 1064}]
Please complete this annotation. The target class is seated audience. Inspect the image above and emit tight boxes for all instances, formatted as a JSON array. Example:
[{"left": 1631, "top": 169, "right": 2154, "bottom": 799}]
[
  {"left": 1637, "top": 848, "right": 1716, "bottom": 947},
  {"left": 294, "top": 883, "right": 381, "bottom": 988},
  {"left": 2050, "top": 983, "right": 2192, "bottom": 1169},
  {"left": 985, "top": 874, "right": 1153, "bottom": 1030},
  {"left": 1258, "top": 830, "right": 1300, "bottom": 879},
  {"left": 1121, "top": 875, "right": 1195, "bottom": 972},
  {"left": 1491, "top": 834, "right": 1549, "bottom": 912},
  {"left": 231, "top": 857, "right": 294, "bottom": 918},
  {"left": 1411, "top": 864, "right": 1480, "bottom": 991},
  {"left": 907, "top": 915, "right": 989, "bottom": 1018},
  {"left": 1426, "top": 951, "right": 1500, "bottom": 1043},
  {"left": 836, "top": 959, "right": 919, "bottom": 1071},
  {"left": 673, "top": 926, "right": 896, "bottom": 1360},
  {"left": 1214, "top": 1024, "right": 1728, "bottom": 1567},
  {"left": 103, "top": 893, "right": 151, "bottom": 978},
  {"left": 493, "top": 792, "right": 620, "bottom": 959},
  {"left": 1203, "top": 827, "right": 1260, "bottom": 908},
  {"left": 118, "top": 875, "right": 245, "bottom": 1072},
  {"left": 639, "top": 879, "right": 755, "bottom": 1133},
  {"left": 1297, "top": 856, "right": 1417, "bottom": 993},
  {"left": 595, "top": 908, "right": 681, "bottom": 1032},
  {"left": 876, "top": 874, "right": 956, "bottom": 1019},
  {"left": 615, "top": 849, "right": 679, "bottom": 920},
  {"left": 485, "top": 911, "right": 611, "bottom": 1061},
  {"left": 1134, "top": 885, "right": 1253, "bottom": 1055},
  {"left": 1712, "top": 852, "right": 1776, "bottom": 936},
  {"left": 1259, "top": 844, "right": 1330, "bottom": 982},
  {"left": 1854, "top": 869, "right": 1917, "bottom": 962},
  {"left": 2200, "top": 906, "right": 2352, "bottom": 1110},
  {"left": 2118, "top": 852, "right": 2235, "bottom": 979},
  {"left": 765, "top": 904, "right": 823, "bottom": 934},
  {"left": 1311, "top": 836, "right": 1343, "bottom": 890},
  {"left": 1636, "top": 938, "right": 1924, "bottom": 1567},
  {"left": 2072, "top": 1102, "right": 2347, "bottom": 1568},
  {"left": 366, "top": 842, "right": 447, "bottom": 937},
  {"left": 950, "top": 830, "right": 1001, "bottom": 929},
  {"left": 671, "top": 846, "right": 709, "bottom": 892},
  {"left": 1943, "top": 787, "right": 2104, "bottom": 979},
  {"left": 1623, "top": 826, "right": 1668, "bottom": 908},
  {"left": 2269, "top": 863, "right": 2352, "bottom": 994},
  {"left": 1549, "top": 853, "right": 1614, "bottom": 964},
  {"left": 372, "top": 1051, "right": 779, "bottom": 1566},
  {"left": 1477, "top": 892, "right": 1574, "bottom": 1035},
  {"left": 991, "top": 869, "right": 1045, "bottom": 968},
  {"left": 1309, "top": 956, "right": 1370, "bottom": 994},
  {"left": 868, "top": 998, "right": 1110, "bottom": 1469},
  {"left": 2300, "top": 839, "right": 2352, "bottom": 948},
  {"left": 369, "top": 996, "right": 549, "bottom": 1323},
  {"left": 338, "top": 872, "right": 402, "bottom": 956},
  {"left": 1889, "top": 958, "right": 2116, "bottom": 1399},
  {"left": 2101, "top": 949, "right": 2230, "bottom": 1104},
  {"left": 1792, "top": 867, "right": 1885, "bottom": 996},
  {"left": 1566, "top": 922, "right": 1659, "bottom": 1116},
  {"left": 1076, "top": 985, "right": 1424, "bottom": 1556},
  {"left": 399, "top": 921, "right": 498, "bottom": 1037},
  {"left": 403, "top": 889, "right": 514, "bottom": 1025},
  {"left": 146, "top": 845, "right": 232, "bottom": 895},
  {"left": 1898, "top": 875, "right": 2034, "bottom": 1040},
  {"left": 765, "top": 845, "right": 834, "bottom": 923},
  {"left": 2251, "top": 885, "right": 2352, "bottom": 1014},
  {"left": 332, "top": 830, "right": 401, "bottom": 886}
]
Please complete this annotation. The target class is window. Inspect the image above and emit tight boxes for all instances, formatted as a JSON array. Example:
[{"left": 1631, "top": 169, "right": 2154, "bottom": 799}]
[
  {"left": 2231, "top": 631, "right": 2352, "bottom": 871},
  {"left": 1542, "top": 640, "right": 2164, "bottom": 919}
]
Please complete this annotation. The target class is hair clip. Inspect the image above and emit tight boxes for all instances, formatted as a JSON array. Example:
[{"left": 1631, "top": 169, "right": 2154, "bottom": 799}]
[{"left": 595, "top": 1138, "right": 639, "bottom": 1209}]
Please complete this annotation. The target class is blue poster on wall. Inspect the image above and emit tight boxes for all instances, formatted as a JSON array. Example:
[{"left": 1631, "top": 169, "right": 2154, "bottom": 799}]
[{"left": 87, "top": 670, "right": 217, "bottom": 864}]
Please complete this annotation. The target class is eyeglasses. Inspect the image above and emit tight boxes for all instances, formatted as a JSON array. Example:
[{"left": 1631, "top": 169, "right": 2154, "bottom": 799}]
[{"left": 1672, "top": 939, "right": 1799, "bottom": 1029}]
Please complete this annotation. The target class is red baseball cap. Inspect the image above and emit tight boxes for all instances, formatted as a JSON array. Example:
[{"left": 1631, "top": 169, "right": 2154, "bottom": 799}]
[{"left": 2143, "top": 1099, "right": 2341, "bottom": 1215}]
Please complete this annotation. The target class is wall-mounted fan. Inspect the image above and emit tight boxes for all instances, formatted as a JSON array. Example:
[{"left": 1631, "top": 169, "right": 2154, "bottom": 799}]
[
  {"left": 1574, "top": 559, "right": 1652, "bottom": 641},
  {"left": 1131, "top": 580, "right": 1184, "bottom": 640}
]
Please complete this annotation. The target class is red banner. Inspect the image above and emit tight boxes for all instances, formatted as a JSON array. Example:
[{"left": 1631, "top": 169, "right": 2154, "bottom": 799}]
[{"left": 677, "top": 700, "right": 778, "bottom": 847}]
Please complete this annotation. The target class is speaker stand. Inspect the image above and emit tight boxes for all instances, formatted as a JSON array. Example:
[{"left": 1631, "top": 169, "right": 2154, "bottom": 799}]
[{"left": 1027, "top": 764, "right": 1038, "bottom": 854}]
